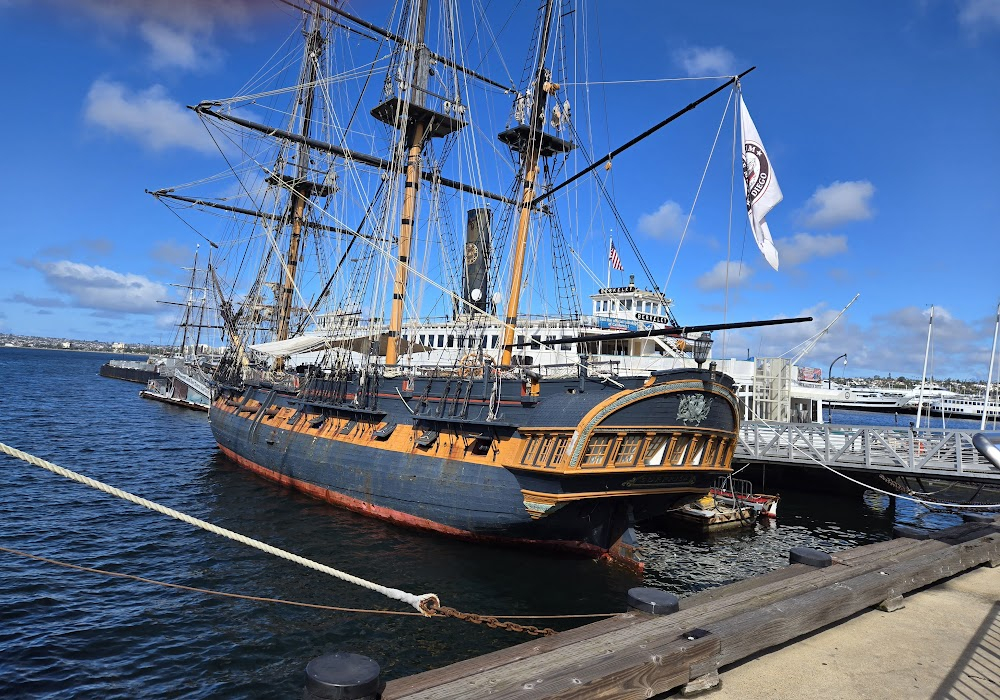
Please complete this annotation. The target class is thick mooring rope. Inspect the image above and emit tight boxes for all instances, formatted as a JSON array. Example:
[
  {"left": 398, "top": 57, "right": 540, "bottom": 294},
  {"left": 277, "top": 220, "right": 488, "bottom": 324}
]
[{"left": 0, "top": 441, "right": 438, "bottom": 614}]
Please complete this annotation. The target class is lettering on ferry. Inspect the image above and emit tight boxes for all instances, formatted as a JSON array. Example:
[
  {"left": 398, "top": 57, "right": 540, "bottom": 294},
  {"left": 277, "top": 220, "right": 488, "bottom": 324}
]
[
  {"left": 598, "top": 286, "right": 635, "bottom": 294},
  {"left": 635, "top": 312, "right": 672, "bottom": 324}
]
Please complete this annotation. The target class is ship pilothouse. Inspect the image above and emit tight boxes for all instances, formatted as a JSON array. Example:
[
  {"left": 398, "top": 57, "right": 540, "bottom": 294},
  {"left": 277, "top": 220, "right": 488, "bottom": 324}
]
[
  {"left": 589, "top": 275, "right": 682, "bottom": 360},
  {"left": 384, "top": 274, "right": 684, "bottom": 375}
]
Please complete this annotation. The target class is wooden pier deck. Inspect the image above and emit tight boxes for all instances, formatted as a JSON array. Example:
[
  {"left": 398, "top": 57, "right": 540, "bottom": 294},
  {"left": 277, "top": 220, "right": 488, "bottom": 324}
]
[{"left": 383, "top": 517, "right": 999, "bottom": 700}]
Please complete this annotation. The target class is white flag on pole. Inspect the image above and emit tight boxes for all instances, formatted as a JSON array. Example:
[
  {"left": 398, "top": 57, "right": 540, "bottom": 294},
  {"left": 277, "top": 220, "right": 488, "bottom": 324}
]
[{"left": 740, "top": 95, "right": 782, "bottom": 270}]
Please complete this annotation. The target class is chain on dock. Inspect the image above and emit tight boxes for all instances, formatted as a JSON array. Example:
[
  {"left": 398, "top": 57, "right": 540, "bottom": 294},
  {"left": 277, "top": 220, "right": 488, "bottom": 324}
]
[{"left": 421, "top": 600, "right": 556, "bottom": 637}]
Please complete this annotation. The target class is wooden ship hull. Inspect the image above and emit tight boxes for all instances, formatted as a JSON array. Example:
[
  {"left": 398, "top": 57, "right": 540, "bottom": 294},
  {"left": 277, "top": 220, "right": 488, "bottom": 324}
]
[{"left": 211, "top": 367, "right": 739, "bottom": 565}]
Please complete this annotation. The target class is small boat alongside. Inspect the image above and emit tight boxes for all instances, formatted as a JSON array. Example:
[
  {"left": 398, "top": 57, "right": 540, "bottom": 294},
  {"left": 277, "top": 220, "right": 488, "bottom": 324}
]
[
  {"left": 710, "top": 477, "right": 779, "bottom": 518},
  {"left": 669, "top": 477, "right": 778, "bottom": 532}
]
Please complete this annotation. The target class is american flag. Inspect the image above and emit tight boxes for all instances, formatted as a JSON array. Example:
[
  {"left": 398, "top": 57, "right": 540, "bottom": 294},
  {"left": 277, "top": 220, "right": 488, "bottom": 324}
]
[{"left": 609, "top": 240, "right": 623, "bottom": 271}]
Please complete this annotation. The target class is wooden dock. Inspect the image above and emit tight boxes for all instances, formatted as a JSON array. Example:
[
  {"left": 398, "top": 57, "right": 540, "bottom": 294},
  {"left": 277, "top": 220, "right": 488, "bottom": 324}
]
[{"left": 382, "top": 517, "right": 999, "bottom": 700}]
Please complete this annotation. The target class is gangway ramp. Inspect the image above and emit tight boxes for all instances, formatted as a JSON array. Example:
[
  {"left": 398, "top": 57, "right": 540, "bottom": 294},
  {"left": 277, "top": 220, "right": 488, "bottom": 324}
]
[{"left": 736, "top": 422, "right": 1000, "bottom": 484}]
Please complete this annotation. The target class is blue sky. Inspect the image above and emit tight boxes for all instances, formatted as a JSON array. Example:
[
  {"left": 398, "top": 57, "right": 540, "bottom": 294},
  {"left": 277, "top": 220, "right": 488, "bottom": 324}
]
[{"left": 1, "top": 0, "right": 998, "bottom": 380}]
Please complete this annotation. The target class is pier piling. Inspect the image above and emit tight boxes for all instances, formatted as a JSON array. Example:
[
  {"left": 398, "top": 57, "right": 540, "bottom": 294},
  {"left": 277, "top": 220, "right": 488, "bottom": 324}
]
[{"left": 304, "top": 652, "right": 383, "bottom": 700}]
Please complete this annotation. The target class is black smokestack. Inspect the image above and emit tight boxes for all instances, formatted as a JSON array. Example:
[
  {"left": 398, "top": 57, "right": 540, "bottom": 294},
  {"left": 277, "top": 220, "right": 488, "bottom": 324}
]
[{"left": 462, "top": 208, "right": 491, "bottom": 314}]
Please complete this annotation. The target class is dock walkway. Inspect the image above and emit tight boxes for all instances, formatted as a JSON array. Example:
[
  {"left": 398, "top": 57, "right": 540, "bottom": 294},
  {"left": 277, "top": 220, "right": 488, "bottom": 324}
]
[
  {"left": 736, "top": 422, "right": 1000, "bottom": 484},
  {"left": 382, "top": 518, "right": 999, "bottom": 700},
  {"left": 699, "top": 564, "right": 999, "bottom": 699}
]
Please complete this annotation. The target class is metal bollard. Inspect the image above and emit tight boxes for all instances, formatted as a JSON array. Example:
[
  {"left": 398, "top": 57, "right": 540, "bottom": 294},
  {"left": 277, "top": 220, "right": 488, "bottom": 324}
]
[
  {"left": 789, "top": 546, "right": 834, "bottom": 567},
  {"left": 303, "top": 652, "right": 384, "bottom": 700},
  {"left": 626, "top": 587, "right": 679, "bottom": 615}
]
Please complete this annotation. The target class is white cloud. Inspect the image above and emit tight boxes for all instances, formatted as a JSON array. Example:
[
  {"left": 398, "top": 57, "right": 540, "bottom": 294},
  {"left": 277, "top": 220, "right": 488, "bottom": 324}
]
[
  {"left": 696, "top": 260, "right": 754, "bottom": 291},
  {"left": 958, "top": 0, "right": 1000, "bottom": 35},
  {"left": 34, "top": 260, "right": 167, "bottom": 313},
  {"left": 674, "top": 47, "right": 738, "bottom": 77},
  {"left": 140, "top": 20, "right": 214, "bottom": 70},
  {"left": 638, "top": 200, "right": 686, "bottom": 238},
  {"left": 801, "top": 180, "right": 875, "bottom": 228},
  {"left": 84, "top": 79, "right": 215, "bottom": 153},
  {"left": 725, "top": 302, "right": 996, "bottom": 380},
  {"left": 775, "top": 233, "right": 848, "bottom": 267},
  {"left": 6, "top": 1, "right": 251, "bottom": 69}
]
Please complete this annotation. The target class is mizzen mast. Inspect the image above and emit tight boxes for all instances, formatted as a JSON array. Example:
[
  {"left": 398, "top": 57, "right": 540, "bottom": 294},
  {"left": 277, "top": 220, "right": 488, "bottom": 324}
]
[{"left": 498, "top": 0, "right": 575, "bottom": 367}]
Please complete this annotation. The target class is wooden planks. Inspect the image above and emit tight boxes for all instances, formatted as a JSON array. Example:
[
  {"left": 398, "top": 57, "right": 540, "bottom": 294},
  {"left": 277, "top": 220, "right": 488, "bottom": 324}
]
[{"left": 383, "top": 518, "right": 999, "bottom": 700}]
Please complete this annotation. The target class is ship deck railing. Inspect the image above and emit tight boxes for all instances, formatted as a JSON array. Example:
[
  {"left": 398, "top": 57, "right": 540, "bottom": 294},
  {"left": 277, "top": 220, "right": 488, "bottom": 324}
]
[{"left": 736, "top": 421, "right": 1000, "bottom": 483}]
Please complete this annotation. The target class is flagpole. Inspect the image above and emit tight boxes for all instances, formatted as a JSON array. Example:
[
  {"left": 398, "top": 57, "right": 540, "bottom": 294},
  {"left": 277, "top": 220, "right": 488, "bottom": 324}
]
[{"left": 982, "top": 302, "right": 999, "bottom": 430}]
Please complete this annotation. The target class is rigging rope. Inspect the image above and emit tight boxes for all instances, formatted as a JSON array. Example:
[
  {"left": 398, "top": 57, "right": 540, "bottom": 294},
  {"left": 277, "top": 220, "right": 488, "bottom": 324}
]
[
  {"left": 0, "top": 441, "right": 438, "bottom": 614},
  {"left": 0, "top": 546, "right": 617, "bottom": 626}
]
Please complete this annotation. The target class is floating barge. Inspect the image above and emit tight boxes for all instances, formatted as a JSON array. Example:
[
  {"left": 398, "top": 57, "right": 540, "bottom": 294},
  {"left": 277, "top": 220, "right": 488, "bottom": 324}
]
[{"left": 98, "top": 358, "right": 158, "bottom": 384}]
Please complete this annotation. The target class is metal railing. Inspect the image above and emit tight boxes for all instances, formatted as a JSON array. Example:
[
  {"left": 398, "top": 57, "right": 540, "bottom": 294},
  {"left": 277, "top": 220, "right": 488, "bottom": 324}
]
[{"left": 736, "top": 421, "right": 1000, "bottom": 483}]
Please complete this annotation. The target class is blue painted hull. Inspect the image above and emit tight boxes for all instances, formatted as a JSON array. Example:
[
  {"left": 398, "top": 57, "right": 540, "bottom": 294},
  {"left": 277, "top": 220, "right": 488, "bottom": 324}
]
[{"left": 210, "top": 368, "right": 738, "bottom": 555}]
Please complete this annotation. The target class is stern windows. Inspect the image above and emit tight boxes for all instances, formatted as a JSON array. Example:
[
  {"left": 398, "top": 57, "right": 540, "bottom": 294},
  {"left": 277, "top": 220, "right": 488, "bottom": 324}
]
[
  {"left": 611, "top": 435, "right": 643, "bottom": 466},
  {"left": 642, "top": 435, "right": 669, "bottom": 466},
  {"left": 669, "top": 435, "right": 694, "bottom": 465},
  {"left": 698, "top": 438, "right": 717, "bottom": 466},
  {"left": 521, "top": 432, "right": 730, "bottom": 470},
  {"left": 550, "top": 436, "right": 569, "bottom": 465},
  {"left": 581, "top": 435, "right": 613, "bottom": 467}
]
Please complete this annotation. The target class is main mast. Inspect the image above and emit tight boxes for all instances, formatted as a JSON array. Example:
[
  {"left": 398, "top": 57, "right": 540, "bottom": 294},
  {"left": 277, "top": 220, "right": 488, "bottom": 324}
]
[
  {"left": 498, "top": 0, "right": 573, "bottom": 366},
  {"left": 377, "top": 0, "right": 465, "bottom": 366}
]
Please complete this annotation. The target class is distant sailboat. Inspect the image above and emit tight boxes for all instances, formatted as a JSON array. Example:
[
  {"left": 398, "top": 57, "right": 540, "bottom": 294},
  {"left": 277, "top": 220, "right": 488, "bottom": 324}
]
[{"left": 139, "top": 246, "right": 222, "bottom": 412}]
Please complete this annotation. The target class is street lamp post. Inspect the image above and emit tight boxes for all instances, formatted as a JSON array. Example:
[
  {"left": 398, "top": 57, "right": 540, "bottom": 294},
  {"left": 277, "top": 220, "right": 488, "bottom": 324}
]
[{"left": 828, "top": 353, "right": 847, "bottom": 390}]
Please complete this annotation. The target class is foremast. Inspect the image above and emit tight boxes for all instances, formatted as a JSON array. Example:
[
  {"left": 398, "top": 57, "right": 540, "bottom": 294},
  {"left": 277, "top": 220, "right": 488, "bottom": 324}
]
[{"left": 273, "top": 11, "right": 329, "bottom": 371}]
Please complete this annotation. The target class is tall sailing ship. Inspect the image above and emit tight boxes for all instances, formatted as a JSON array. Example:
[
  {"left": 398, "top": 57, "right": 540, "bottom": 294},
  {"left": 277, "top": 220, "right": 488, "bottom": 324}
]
[
  {"left": 151, "top": 0, "right": 803, "bottom": 566},
  {"left": 139, "top": 246, "right": 222, "bottom": 412}
]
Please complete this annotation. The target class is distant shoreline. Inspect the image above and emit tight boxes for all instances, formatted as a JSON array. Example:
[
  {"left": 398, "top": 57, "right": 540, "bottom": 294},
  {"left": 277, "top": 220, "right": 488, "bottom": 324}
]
[{"left": 0, "top": 346, "right": 152, "bottom": 357}]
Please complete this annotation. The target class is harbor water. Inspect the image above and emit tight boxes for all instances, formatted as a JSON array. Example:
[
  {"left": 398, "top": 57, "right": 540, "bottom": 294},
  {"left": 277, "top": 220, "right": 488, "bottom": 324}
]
[{"left": 0, "top": 349, "right": 977, "bottom": 698}]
